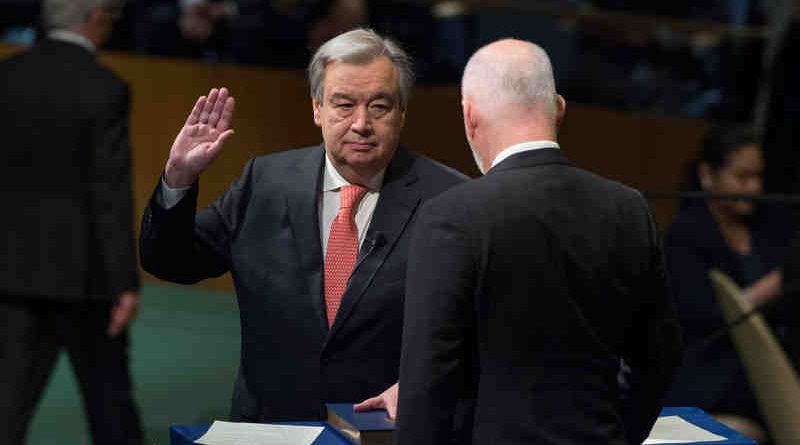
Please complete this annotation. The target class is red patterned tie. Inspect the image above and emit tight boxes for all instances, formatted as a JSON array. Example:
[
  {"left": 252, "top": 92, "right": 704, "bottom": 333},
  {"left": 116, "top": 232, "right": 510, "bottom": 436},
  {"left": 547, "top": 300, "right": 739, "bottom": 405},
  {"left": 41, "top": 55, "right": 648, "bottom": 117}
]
[{"left": 325, "top": 184, "right": 368, "bottom": 327}]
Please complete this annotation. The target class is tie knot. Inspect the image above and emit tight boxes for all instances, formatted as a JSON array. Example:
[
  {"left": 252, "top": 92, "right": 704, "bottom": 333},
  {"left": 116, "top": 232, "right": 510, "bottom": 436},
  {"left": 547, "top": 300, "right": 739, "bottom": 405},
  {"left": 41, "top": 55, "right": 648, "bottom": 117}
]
[{"left": 340, "top": 184, "right": 367, "bottom": 210}]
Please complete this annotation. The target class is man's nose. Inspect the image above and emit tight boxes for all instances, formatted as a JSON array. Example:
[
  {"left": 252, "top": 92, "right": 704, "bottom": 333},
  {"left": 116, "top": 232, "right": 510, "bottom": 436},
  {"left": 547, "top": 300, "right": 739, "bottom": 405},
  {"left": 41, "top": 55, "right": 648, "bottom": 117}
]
[{"left": 350, "top": 106, "right": 372, "bottom": 134}]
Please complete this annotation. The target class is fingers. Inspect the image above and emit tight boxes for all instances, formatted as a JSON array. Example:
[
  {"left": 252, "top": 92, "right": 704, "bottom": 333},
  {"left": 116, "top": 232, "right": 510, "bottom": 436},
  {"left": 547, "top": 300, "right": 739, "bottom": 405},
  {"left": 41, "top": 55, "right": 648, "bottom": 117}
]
[
  {"left": 385, "top": 384, "right": 398, "bottom": 419},
  {"left": 186, "top": 96, "right": 206, "bottom": 125},
  {"left": 107, "top": 305, "right": 124, "bottom": 338},
  {"left": 354, "top": 396, "right": 383, "bottom": 412},
  {"left": 355, "top": 382, "right": 398, "bottom": 419},
  {"left": 186, "top": 88, "right": 234, "bottom": 131},
  {"left": 208, "top": 87, "right": 229, "bottom": 128},
  {"left": 107, "top": 292, "right": 140, "bottom": 338},
  {"left": 354, "top": 395, "right": 396, "bottom": 419},
  {"left": 199, "top": 88, "right": 219, "bottom": 125},
  {"left": 217, "top": 95, "right": 235, "bottom": 132}
]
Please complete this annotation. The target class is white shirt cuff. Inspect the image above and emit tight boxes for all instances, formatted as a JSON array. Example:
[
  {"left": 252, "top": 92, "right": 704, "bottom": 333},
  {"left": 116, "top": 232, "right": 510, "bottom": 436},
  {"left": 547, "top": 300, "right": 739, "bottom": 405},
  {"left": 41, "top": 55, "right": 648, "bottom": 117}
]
[{"left": 159, "top": 177, "right": 191, "bottom": 209}]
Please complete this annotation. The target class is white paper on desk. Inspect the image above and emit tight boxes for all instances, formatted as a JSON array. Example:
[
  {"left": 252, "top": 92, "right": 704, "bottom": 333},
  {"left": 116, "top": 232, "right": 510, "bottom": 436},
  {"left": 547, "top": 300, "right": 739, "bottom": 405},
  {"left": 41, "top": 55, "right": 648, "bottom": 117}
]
[
  {"left": 195, "top": 420, "right": 323, "bottom": 445},
  {"left": 643, "top": 416, "right": 726, "bottom": 444}
]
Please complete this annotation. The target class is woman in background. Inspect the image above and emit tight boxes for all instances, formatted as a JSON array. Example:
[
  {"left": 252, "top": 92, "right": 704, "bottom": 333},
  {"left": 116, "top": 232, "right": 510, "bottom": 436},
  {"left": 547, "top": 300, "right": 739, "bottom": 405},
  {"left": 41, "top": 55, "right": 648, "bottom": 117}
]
[{"left": 664, "top": 124, "right": 797, "bottom": 443}]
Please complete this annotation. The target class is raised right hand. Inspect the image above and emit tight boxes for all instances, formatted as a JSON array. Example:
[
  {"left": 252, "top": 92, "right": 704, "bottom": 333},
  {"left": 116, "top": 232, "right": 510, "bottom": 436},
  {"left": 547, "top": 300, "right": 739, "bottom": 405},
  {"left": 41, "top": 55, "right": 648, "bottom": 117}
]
[{"left": 165, "top": 87, "right": 235, "bottom": 188}]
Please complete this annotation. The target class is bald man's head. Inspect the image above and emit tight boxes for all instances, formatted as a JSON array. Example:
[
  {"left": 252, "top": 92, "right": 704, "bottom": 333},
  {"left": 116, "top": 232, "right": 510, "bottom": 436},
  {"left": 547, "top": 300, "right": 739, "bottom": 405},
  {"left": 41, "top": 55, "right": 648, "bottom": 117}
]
[
  {"left": 461, "top": 39, "right": 558, "bottom": 120},
  {"left": 460, "top": 39, "right": 565, "bottom": 173}
]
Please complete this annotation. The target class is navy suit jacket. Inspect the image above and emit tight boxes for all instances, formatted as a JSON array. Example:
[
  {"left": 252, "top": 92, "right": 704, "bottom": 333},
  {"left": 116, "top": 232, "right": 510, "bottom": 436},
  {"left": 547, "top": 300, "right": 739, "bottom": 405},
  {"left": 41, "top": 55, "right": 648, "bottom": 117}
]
[{"left": 140, "top": 145, "right": 467, "bottom": 420}]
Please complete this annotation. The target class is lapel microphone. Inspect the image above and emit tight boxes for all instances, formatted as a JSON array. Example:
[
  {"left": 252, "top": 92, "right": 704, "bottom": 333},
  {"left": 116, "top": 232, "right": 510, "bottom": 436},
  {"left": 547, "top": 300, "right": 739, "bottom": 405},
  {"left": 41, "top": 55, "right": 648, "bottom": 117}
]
[{"left": 354, "top": 232, "right": 386, "bottom": 270}]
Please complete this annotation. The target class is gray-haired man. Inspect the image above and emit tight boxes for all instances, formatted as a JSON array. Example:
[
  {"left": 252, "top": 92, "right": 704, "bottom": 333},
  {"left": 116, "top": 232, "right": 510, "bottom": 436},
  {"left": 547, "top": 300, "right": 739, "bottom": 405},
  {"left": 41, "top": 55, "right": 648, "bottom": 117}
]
[
  {"left": 0, "top": 0, "right": 141, "bottom": 444},
  {"left": 140, "top": 28, "right": 467, "bottom": 422}
]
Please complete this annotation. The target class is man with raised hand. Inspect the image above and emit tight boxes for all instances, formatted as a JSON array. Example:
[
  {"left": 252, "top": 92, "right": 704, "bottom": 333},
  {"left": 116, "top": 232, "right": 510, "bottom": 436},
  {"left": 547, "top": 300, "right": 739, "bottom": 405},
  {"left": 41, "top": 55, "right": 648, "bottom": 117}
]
[{"left": 140, "top": 28, "right": 467, "bottom": 423}]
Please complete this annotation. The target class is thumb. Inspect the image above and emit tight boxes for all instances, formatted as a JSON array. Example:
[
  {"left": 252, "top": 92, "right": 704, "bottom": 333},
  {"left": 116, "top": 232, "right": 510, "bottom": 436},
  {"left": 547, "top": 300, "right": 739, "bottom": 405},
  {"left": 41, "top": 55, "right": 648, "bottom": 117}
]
[
  {"left": 386, "top": 401, "right": 397, "bottom": 420},
  {"left": 205, "top": 129, "right": 234, "bottom": 158}
]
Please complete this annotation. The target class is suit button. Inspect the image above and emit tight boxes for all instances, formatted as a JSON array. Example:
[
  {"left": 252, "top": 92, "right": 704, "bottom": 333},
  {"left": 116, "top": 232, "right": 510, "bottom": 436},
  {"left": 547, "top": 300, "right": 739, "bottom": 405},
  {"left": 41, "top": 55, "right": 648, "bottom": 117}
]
[{"left": 321, "top": 357, "right": 330, "bottom": 365}]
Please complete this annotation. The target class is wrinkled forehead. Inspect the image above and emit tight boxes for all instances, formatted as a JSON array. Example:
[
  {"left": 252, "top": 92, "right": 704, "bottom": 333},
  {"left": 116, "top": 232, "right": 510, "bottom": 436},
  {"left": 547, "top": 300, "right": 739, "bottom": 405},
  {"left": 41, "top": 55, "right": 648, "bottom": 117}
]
[{"left": 321, "top": 57, "right": 401, "bottom": 99}]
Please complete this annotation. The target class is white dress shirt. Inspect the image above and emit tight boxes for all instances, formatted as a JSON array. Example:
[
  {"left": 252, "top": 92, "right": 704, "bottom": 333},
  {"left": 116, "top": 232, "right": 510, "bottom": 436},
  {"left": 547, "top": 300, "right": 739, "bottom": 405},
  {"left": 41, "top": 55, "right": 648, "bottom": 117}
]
[
  {"left": 48, "top": 30, "right": 95, "bottom": 53},
  {"left": 159, "top": 154, "right": 384, "bottom": 256},
  {"left": 490, "top": 140, "right": 560, "bottom": 170}
]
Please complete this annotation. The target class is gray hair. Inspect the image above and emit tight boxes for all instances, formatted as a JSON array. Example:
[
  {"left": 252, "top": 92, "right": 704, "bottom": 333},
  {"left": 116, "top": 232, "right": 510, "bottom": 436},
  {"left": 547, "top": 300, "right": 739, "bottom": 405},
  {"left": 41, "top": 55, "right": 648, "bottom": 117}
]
[
  {"left": 308, "top": 28, "right": 414, "bottom": 109},
  {"left": 462, "top": 39, "right": 557, "bottom": 118},
  {"left": 43, "top": 0, "right": 125, "bottom": 31}
]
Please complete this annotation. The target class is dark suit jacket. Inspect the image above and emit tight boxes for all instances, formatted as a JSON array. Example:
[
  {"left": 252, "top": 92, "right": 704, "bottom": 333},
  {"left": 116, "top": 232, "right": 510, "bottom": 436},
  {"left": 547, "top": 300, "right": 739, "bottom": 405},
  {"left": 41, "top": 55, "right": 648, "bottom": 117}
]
[
  {"left": 0, "top": 38, "right": 139, "bottom": 301},
  {"left": 398, "top": 148, "right": 683, "bottom": 445},
  {"left": 664, "top": 202, "right": 795, "bottom": 413},
  {"left": 140, "top": 145, "right": 466, "bottom": 420}
]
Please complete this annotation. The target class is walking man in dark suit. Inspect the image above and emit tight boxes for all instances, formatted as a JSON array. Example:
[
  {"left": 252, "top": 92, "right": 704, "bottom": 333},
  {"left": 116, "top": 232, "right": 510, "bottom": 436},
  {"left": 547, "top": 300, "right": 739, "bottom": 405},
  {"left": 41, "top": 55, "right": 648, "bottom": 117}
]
[
  {"left": 0, "top": 0, "right": 142, "bottom": 443},
  {"left": 397, "top": 39, "right": 683, "bottom": 445},
  {"left": 139, "top": 29, "right": 466, "bottom": 422}
]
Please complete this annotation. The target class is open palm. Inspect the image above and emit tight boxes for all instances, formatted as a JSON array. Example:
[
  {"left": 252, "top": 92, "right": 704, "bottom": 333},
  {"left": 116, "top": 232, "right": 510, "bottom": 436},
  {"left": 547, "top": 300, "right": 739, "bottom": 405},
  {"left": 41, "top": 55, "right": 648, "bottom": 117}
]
[{"left": 165, "top": 87, "right": 235, "bottom": 187}]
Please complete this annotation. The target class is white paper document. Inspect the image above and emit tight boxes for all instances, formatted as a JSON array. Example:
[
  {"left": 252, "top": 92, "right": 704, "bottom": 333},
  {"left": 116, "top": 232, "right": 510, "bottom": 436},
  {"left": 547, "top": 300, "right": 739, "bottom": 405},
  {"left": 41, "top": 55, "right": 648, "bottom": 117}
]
[
  {"left": 643, "top": 415, "right": 726, "bottom": 444},
  {"left": 195, "top": 420, "right": 324, "bottom": 445}
]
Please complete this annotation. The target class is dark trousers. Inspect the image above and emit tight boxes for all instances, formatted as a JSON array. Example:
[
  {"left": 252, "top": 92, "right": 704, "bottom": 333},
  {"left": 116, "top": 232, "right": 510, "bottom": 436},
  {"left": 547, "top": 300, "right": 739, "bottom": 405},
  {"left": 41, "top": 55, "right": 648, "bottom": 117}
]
[{"left": 0, "top": 296, "right": 142, "bottom": 445}]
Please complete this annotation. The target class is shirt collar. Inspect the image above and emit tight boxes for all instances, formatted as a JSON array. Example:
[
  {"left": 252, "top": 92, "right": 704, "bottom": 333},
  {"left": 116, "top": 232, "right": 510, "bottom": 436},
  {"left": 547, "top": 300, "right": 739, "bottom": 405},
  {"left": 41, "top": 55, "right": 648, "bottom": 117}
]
[
  {"left": 48, "top": 30, "right": 96, "bottom": 53},
  {"left": 490, "top": 140, "right": 560, "bottom": 170},
  {"left": 322, "top": 153, "right": 385, "bottom": 192}
]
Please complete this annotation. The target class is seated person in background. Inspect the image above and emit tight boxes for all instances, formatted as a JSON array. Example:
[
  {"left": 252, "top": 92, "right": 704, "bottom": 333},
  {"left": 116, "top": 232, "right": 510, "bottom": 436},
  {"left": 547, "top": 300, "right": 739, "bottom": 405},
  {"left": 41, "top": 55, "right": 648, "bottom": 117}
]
[{"left": 664, "top": 124, "right": 797, "bottom": 443}]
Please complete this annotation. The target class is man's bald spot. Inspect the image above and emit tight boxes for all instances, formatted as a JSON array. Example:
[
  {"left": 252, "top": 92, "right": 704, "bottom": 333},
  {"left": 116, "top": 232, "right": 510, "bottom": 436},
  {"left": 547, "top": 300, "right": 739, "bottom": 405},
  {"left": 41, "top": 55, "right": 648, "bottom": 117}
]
[{"left": 461, "top": 39, "right": 557, "bottom": 117}]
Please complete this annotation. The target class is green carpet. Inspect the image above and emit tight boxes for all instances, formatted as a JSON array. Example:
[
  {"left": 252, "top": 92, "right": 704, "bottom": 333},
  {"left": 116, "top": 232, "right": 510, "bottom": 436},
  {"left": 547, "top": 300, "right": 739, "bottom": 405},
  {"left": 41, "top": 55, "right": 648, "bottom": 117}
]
[{"left": 27, "top": 283, "right": 240, "bottom": 445}]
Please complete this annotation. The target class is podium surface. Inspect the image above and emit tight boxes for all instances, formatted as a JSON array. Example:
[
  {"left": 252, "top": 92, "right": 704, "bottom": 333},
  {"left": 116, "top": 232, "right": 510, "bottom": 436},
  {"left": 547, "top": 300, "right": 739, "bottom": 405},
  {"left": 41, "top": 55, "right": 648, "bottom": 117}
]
[{"left": 170, "top": 407, "right": 756, "bottom": 444}]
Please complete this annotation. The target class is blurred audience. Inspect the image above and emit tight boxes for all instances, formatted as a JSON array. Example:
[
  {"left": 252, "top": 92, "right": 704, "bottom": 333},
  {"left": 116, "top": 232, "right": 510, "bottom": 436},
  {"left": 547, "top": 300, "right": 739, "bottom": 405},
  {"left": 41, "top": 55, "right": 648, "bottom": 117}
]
[
  {"left": 663, "top": 124, "right": 798, "bottom": 443},
  {"left": 0, "top": 0, "right": 787, "bottom": 118},
  {"left": 133, "top": 0, "right": 366, "bottom": 66},
  {"left": 570, "top": 0, "right": 768, "bottom": 118}
]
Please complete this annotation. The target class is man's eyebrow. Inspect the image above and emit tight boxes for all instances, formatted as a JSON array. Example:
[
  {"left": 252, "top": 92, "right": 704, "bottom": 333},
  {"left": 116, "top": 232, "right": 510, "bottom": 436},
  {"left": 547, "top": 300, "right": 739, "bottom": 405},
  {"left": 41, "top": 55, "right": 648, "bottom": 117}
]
[
  {"left": 329, "top": 93, "right": 355, "bottom": 102},
  {"left": 370, "top": 92, "right": 396, "bottom": 102}
]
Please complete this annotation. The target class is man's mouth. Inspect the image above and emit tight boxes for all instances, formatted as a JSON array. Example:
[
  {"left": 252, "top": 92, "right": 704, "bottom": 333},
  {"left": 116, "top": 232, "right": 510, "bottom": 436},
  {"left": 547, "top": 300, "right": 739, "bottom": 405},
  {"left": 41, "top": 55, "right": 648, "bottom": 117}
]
[{"left": 346, "top": 141, "right": 375, "bottom": 150}]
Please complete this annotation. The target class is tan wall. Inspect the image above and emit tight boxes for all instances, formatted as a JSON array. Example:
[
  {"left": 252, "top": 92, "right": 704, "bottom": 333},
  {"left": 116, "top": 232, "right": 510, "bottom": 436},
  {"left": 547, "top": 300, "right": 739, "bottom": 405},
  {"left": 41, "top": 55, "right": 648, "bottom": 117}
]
[{"left": 0, "top": 43, "right": 705, "bottom": 292}]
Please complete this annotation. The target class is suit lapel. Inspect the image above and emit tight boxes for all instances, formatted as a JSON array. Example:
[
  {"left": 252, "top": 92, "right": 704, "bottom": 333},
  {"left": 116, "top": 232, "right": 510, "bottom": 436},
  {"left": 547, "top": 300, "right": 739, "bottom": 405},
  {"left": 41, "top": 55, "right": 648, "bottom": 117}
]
[
  {"left": 325, "top": 149, "right": 421, "bottom": 346},
  {"left": 285, "top": 146, "right": 328, "bottom": 335}
]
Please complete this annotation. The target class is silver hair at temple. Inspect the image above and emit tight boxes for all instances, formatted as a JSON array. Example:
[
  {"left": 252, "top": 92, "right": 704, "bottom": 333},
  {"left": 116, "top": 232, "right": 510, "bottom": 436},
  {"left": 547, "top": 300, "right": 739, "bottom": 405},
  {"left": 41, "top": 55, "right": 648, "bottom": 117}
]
[{"left": 308, "top": 28, "right": 414, "bottom": 109}]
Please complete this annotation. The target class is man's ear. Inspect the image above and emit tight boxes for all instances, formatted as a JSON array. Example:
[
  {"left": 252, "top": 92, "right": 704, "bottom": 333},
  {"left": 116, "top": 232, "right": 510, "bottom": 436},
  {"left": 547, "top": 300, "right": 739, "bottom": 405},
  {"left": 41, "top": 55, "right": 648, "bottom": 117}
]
[
  {"left": 80, "top": 8, "right": 102, "bottom": 37},
  {"left": 312, "top": 97, "right": 322, "bottom": 128},
  {"left": 555, "top": 94, "right": 566, "bottom": 129},
  {"left": 462, "top": 99, "right": 477, "bottom": 142},
  {"left": 398, "top": 106, "right": 406, "bottom": 129}
]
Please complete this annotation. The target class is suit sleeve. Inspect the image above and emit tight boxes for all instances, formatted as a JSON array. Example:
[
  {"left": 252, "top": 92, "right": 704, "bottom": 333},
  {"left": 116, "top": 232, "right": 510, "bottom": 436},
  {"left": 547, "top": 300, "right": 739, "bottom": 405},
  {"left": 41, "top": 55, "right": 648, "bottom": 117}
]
[
  {"left": 398, "top": 198, "right": 476, "bottom": 445},
  {"left": 620, "top": 194, "right": 684, "bottom": 444},
  {"left": 139, "top": 156, "right": 256, "bottom": 284},
  {"left": 88, "top": 82, "right": 139, "bottom": 299}
]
